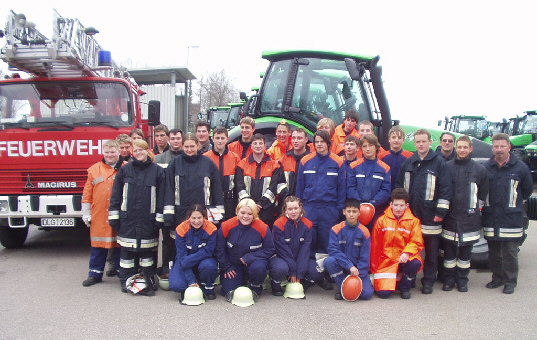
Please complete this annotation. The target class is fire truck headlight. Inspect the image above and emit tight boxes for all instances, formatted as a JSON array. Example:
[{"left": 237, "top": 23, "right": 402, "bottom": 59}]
[{"left": 0, "top": 200, "right": 9, "bottom": 214}]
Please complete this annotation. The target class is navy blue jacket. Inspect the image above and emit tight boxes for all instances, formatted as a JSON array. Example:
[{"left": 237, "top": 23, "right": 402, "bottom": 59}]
[
  {"left": 272, "top": 216, "right": 313, "bottom": 279},
  {"left": 396, "top": 149, "right": 451, "bottom": 237},
  {"left": 109, "top": 158, "right": 165, "bottom": 250},
  {"left": 216, "top": 217, "right": 275, "bottom": 273},
  {"left": 175, "top": 219, "right": 217, "bottom": 270},
  {"left": 327, "top": 221, "right": 371, "bottom": 278},
  {"left": 482, "top": 154, "right": 533, "bottom": 241},
  {"left": 296, "top": 151, "right": 345, "bottom": 210},
  {"left": 347, "top": 157, "right": 391, "bottom": 209}
]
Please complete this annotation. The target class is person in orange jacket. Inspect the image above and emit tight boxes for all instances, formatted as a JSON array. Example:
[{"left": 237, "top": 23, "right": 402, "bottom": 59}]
[
  {"left": 204, "top": 127, "right": 241, "bottom": 221},
  {"left": 267, "top": 119, "right": 293, "bottom": 162},
  {"left": 228, "top": 117, "right": 256, "bottom": 159},
  {"left": 81, "top": 139, "right": 123, "bottom": 287},
  {"left": 333, "top": 110, "right": 360, "bottom": 157},
  {"left": 371, "top": 188, "right": 424, "bottom": 299}
]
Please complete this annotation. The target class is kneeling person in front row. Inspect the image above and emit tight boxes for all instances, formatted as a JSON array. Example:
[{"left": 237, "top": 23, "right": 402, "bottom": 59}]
[
  {"left": 216, "top": 199, "right": 275, "bottom": 297},
  {"left": 371, "top": 188, "right": 424, "bottom": 299},
  {"left": 324, "top": 198, "right": 374, "bottom": 300},
  {"left": 169, "top": 205, "right": 219, "bottom": 300},
  {"left": 269, "top": 196, "right": 324, "bottom": 296}
]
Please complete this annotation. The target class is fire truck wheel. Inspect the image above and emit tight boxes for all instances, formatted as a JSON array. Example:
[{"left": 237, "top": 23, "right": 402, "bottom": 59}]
[{"left": 0, "top": 221, "right": 29, "bottom": 248}]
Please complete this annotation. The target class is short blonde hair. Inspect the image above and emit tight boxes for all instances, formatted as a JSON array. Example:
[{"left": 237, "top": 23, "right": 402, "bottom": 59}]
[
  {"left": 132, "top": 139, "right": 155, "bottom": 161},
  {"left": 236, "top": 198, "right": 259, "bottom": 220},
  {"left": 317, "top": 118, "right": 336, "bottom": 136},
  {"left": 102, "top": 139, "right": 119, "bottom": 149}
]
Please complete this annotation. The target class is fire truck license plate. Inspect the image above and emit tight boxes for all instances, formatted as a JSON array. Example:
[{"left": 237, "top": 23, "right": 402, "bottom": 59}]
[{"left": 41, "top": 218, "right": 75, "bottom": 227}]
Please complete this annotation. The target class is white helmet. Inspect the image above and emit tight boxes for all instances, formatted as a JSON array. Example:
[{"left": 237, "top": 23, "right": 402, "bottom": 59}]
[
  {"left": 283, "top": 282, "right": 305, "bottom": 299},
  {"left": 228, "top": 286, "right": 256, "bottom": 307},
  {"left": 159, "top": 278, "right": 170, "bottom": 291},
  {"left": 181, "top": 287, "right": 205, "bottom": 306}
]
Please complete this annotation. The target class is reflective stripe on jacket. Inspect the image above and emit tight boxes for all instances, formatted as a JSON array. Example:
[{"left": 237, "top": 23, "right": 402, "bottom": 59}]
[
  {"left": 396, "top": 149, "right": 451, "bottom": 236},
  {"left": 442, "top": 158, "right": 488, "bottom": 245},
  {"left": 82, "top": 159, "right": 122, "bottom": 248},
  {"left": 272, "top": 216, "right": 313, "bottom": 279},
  {"left": 482, "top": 153, "right": 533, "bottom": 241},
  {"left": 371, "top": 207, "right": 423, "bottom": 291}
]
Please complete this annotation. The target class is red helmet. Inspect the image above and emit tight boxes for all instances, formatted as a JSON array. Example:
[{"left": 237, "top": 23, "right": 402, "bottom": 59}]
[
  {"left": 341, "top": 275, "right": 363, "bottom": 301},
  {"left": 359, "top": 203, "right": 375, "bottom": 225}
]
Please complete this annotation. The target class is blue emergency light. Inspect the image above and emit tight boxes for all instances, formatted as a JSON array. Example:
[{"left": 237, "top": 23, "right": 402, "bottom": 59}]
[{"left": 98, "top": 50, "right": 112, "bottom": 67}]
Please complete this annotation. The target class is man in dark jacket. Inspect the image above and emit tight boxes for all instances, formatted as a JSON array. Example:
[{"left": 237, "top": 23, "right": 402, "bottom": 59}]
[
  {"left": 441, "top": 135, "right": 488, "bottom": 293},
  {"left": 482, "top": 133, "right": 533, "bottom": 294},
  {"left": 396, "top": 129, "right": 451, "bottom": 294},
  {"left": 435, "top": 132, "right": 456, "bottom": 161}
]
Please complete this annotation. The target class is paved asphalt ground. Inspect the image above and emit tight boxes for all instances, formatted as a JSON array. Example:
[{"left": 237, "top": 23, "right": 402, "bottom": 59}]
[{"left": 1, "top": 222, "right": 536, "bottom": 339}]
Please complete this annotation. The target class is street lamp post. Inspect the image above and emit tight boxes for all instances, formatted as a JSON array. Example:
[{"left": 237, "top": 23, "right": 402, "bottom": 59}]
[{"left": 186, "top": 45, "right": 199, "bottom": 131}]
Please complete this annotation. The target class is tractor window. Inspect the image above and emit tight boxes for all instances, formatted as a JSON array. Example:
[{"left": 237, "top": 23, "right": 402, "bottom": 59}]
[
  {"left": 260, "top": 60, "right": 291, "bottom": 114},
  {"left": 292, "top": 58, "right": 369, "bottom": 127},
  {"left": 521, "top": 115, "right": 537, "bottom": 134}
]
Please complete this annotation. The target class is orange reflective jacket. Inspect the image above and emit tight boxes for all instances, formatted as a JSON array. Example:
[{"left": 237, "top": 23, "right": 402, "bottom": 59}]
[
  {"left": 370, "top": 207, "right": 423, "bottom": 291},
  {"left": 82, "top": 160, "right": 123, "bottom": 248}
]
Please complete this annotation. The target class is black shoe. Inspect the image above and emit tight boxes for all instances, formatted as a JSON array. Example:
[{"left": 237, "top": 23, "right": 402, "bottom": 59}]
[
  {"left": 486, "top": 280, "right": 503, "bottom": 289},
  {"left": 106, "top": 268, "right": 118, "bottom": 277},
  {"left": 82, "top": 277, "right": 102, "bottom": 287},
  {"left": 121, "top": 281, "right": 128, "bottom": 293},
  {"left": 400, "top": 291, "right": 411, "bottom": 299},
  {"left": 334, "top": 292, "right": 344, "bottom": 300},
  {"left": 442, "top": 283, "right": 454, "bottom": 292},
  {"left": 457, "top": 283, "right": 468, "bottom": 293},
  {"left": 206, "top": 293, "right": 217, "bottom": 300},
  {"left": 319, "top": 278, "right": 334, "bottom": 291},
  {"left": 145, "top": 289, "right": 155, "bottom": 297},
  {"left": 422, "top": 286, "right": 433, "bottom": 294},
  {"left": 503, "top": 285, "right": 515, "bottom": 294},
  {"left": 272, "top": 289, "right": 284, "bottom": 296}
]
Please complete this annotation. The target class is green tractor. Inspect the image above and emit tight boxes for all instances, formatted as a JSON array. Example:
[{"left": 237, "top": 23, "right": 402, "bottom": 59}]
[
  {"left": 439, "top": 115, "right": 490, "bottom": 142},
  {"left": 230, "top": 50, "right": 493, "bottom": 160},
  {"left": 207, "top": 106, "right": 231, "bottom": 131}
]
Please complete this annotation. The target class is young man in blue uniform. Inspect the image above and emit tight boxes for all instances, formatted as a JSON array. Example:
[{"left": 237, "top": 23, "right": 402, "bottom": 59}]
[{"left": 324, "top": 198, "right": 374, "bottom": 300}]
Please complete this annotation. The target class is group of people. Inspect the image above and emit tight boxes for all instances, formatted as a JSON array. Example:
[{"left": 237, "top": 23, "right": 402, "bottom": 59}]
[{"left": 81, "top": 109, "right": 533, "bottom": 302}]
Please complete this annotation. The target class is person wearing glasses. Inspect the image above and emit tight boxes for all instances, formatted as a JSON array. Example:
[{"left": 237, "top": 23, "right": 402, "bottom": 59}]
[{"left": 436, "top": 132, "right": 456, "bottom": 161}]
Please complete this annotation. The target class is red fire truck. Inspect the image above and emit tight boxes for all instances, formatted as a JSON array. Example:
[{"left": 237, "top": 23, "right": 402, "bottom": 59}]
[{"left": 0, "top": 10, "right": 160, "bottom": 247}]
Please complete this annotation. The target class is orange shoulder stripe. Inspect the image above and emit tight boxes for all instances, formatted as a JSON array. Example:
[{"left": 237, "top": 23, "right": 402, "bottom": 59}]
[
  {"left": 331, "top": 221, "right": 346, "bottom": 234},
  {"left": 300, "top": 152, "right": 317, "bottom": 166},
  {"left": 273, "top": 216, "right": 288, "bottom": 231},
  {"left": 176, "top": 220, "right": 191, "bottom": 238},
  {"left": 359, "top": 224, "right": 371, "bottom": 238},
  {"left": 203, "top": 220, "right": 218, "bottom": 235},
  {"left": 377, "top": 159, "right": 391, "bottom": 172},
  {"left": 251, "top": 219, "right": 269, "bottom": 238}
]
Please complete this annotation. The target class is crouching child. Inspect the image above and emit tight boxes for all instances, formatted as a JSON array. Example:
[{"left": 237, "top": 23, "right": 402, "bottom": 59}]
[
  {"left": 324, "top": 198, "right": 374, "bottom": 300},
  {"left": 371, "top": 188, "right": 424, "bottom": 299}
]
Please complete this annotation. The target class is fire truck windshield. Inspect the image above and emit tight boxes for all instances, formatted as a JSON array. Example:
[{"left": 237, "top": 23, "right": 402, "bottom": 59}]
[{"left": 0, "top": 81, "right": 133, "bottom": 128}]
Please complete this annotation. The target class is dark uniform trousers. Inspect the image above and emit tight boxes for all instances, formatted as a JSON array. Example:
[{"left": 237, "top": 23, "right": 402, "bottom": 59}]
[{"left": 488, "top": 240, "right": 519, "bottom": 287}]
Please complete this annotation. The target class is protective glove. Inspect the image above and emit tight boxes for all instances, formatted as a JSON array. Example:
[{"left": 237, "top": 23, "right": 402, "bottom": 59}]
[{"left": 82, "top": 203, "right": 92, "bottom": 228}]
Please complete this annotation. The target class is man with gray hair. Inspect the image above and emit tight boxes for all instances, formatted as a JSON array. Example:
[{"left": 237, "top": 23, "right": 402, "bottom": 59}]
[{"left": 482, "top": 133, "right": 533, "bottom": 294}]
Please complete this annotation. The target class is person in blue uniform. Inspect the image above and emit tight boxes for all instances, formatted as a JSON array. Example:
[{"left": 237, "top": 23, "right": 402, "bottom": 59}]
[
  {"left": 169, "top": 205, "right": 219, "bottom": 300},
  {"left": 269, "top": 196, "right": 324, "bottom": 296},
  {"left": 324, "top": 198, "right": 374, "bottom": 300},
  {"left": 216, "top": 198, "right": 275, "bottom": 297}
]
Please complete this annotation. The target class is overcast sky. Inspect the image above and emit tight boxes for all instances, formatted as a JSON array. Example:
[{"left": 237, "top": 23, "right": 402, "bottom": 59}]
[{"left": 1, "top": 1, "right": 535, "bottom": 128}]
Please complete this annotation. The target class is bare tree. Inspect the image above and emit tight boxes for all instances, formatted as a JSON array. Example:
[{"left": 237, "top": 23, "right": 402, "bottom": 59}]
[{"left": 194, "top": 70, "right": 239, "bottom": 114}]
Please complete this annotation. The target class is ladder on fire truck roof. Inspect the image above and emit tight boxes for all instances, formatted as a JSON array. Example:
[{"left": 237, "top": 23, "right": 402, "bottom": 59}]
[{"left": 0, "top": 9, "right": 122, "bottom": 78}]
